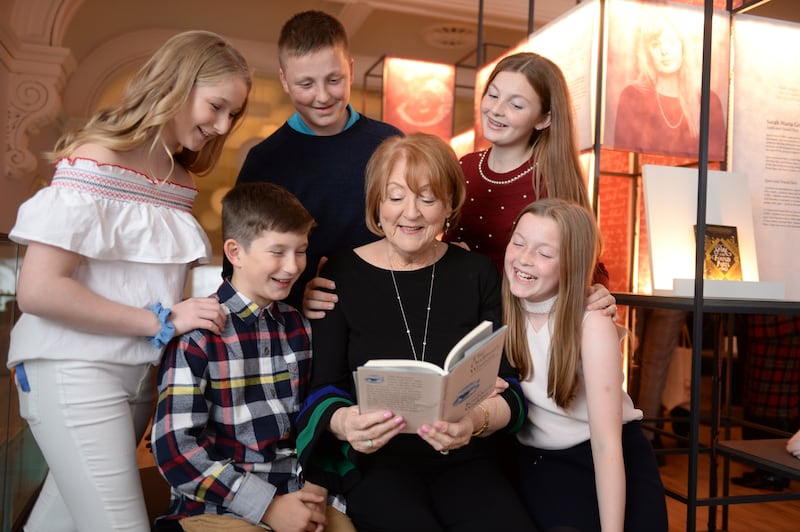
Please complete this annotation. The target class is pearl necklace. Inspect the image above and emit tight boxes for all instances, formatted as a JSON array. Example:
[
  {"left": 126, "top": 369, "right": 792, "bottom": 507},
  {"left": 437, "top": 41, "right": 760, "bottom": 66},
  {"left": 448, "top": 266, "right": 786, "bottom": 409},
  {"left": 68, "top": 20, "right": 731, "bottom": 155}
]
[
  {"left": 388, "top": 255, "right": 436, "bottom": 362},
  {"left": 524, "top": 294, "right": 558, "bottom": 315},
  {"left": 478, "top": 148, "right": 535, "bottom": 185}
]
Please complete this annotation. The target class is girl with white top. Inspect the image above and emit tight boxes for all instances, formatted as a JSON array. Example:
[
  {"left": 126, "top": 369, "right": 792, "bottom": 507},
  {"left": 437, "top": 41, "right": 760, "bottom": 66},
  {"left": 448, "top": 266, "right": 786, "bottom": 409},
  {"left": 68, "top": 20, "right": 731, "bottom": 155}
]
[
  {"left": 503, "top": 199, "right": 667, "bottom": 531},
  {"left": 8, "top": 30, "right": 250, "bottom": 531}
]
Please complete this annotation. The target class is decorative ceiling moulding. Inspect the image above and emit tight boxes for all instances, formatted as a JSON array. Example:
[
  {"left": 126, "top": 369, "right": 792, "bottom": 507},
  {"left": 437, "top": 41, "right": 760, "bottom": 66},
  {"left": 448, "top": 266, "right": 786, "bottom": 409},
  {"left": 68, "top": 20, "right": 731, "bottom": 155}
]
[
  {"left": 10, "top": 0, "right": 85, "bottom": 46},
  {"left": 62, "top": 30, "right": 279, "bottom": 118},
  {"left": 61, "top": 29, "right": 178, "bottom": 117},
  {"left": 353, "top": 0, "right": 572, "bottom": 29}
]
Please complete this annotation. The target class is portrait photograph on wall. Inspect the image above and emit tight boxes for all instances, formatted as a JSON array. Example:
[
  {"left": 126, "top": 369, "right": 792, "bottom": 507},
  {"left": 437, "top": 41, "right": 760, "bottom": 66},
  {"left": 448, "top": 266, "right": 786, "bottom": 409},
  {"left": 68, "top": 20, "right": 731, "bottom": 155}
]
[
  {"left": 603, "top": 0, "right": 730, "bottom": 160},
  {"left": 382, "top": 57, "right": 455, "bottom": 138}
]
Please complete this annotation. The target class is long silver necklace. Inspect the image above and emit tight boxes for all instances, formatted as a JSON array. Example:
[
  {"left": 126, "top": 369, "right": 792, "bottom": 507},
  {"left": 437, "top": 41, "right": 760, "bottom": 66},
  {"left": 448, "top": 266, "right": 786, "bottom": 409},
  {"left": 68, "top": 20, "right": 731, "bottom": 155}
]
[
  {"left": 656, "top": 91, "right": 683, "bottom": 129},
  {"left": 478, "top": 147, "right": 535, "bottom": 185},
  {"left": 388, "top": 253, "right": 436, "bottom": 362}
]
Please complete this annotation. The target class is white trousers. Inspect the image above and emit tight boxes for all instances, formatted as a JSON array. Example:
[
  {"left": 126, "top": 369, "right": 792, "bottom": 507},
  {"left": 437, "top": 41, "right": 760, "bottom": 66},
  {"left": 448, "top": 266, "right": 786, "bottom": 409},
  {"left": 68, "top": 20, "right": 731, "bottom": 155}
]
[{"left": 17, "top": 358, "right": 157, "bottom": 532}]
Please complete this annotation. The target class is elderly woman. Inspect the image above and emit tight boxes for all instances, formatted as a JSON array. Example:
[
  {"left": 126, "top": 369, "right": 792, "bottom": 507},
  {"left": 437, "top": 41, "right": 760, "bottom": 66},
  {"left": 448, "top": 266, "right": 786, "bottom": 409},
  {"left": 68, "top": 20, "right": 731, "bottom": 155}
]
[{"left": 296, "top": 133, "right": 535, "bottom": 531}]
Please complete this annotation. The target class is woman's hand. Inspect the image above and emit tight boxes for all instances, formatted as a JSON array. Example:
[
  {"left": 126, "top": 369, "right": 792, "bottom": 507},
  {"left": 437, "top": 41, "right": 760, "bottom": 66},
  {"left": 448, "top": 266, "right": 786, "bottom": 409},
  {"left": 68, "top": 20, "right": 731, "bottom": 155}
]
[
  {"left": 587, "top": 283, "right": 617, "bottom": 319},
  {"left": 488, "top": 376, "right": 509, "bottom": 398},
  {"left": 417, "top": 417, "right": 473, "bottom": 454},
  {"left": 418, "top": 394, "right": 510, "bottom": 453},
  {"left": 330, "top": 406, "right": 406, "bottom": 454}
]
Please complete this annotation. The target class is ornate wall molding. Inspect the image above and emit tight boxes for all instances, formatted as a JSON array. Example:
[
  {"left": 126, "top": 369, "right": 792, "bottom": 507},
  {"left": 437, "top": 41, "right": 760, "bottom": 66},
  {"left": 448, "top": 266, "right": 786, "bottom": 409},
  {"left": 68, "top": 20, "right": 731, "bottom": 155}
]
[
  {"left": 3, "top": 0, "right": 79, "bottom": 180},
  {"left": 4, "top": 39, "right": 72, "bottom": 179}
]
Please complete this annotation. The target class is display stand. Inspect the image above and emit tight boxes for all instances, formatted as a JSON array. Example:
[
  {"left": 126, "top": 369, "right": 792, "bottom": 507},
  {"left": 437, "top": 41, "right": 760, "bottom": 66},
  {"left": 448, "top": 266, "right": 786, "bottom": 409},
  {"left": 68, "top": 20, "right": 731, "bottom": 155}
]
[
  {"left": 467, "top": 0, "right": 799, "bottom": 529},
  {"left": 716, "top": 439, "right": 800, "bottom": 483},
  {"left": 615, "top": 293, "right": 800, "bottom": 531},
  {"left": 609, "top": 1, "right": 800, "bottom": 528}
]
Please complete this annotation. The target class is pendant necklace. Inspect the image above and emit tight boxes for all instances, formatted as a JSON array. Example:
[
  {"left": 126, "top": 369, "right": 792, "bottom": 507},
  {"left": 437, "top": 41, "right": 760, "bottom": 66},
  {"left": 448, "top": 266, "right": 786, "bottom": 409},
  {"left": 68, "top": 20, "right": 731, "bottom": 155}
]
[
  {"left": 388, "top": 251, "right": 436, "bottom": 361},
  {"left": 656, "top": 91, "right": 683, "bottom": 129}
]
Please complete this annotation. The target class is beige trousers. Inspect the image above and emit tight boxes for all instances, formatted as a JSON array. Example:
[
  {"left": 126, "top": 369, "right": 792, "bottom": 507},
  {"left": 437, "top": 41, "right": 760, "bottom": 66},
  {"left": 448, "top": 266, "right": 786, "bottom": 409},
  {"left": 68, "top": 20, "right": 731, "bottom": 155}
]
[{"left": 180, "top": 505, "right": 356, "bottom": 532}]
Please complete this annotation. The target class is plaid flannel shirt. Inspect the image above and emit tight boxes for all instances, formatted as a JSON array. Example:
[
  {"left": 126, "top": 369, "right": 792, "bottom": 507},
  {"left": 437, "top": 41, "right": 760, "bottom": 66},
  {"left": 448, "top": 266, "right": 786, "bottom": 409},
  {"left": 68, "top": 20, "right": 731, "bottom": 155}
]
[{"left": 152, "top": 280, "right": 312, "bottom": 524}]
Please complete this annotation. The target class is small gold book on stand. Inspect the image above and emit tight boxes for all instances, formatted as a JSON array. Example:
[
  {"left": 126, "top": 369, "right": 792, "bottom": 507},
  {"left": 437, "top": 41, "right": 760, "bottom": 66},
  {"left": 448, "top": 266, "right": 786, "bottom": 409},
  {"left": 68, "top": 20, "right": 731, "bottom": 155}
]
[{"left": 695, "top": 224, "right": 743, "bottom": 281}]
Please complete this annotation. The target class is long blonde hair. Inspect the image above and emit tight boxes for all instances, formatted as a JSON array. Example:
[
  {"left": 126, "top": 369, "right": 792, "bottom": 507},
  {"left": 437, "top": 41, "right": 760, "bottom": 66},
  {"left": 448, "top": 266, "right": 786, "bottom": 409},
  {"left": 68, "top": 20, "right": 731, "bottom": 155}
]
[
  {"left": 483, "top": 53, "right": 590, "bottom": 210},
  {"left": 502, "top": 199, "right": 601, "bottom": 408},
  {"left": 633, "top": 11, "right": 701, "bottom": 138},
  {"left": 51, "top": 30, "right": 251, "bottom": 176}
]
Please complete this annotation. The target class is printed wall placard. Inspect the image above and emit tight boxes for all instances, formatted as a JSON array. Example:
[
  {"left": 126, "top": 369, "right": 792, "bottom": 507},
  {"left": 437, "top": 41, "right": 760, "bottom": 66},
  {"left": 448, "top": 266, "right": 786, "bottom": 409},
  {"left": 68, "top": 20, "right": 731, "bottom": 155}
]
[{"left": 730, "top": 14, "right": 800, "bottom": 300}]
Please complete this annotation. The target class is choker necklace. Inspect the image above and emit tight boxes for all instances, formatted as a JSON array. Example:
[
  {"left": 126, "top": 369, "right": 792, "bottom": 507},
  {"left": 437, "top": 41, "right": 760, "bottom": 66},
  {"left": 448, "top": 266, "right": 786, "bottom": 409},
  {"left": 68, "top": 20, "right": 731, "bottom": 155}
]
[
  {"left": 388, "top": 253, "right": 436, "bottom": 361},
  {"left": 524, "top": 295, "right": 557, "bottom": 315},
  {"left": 478, "top": 148, "right": 535, "bottom": 185}
]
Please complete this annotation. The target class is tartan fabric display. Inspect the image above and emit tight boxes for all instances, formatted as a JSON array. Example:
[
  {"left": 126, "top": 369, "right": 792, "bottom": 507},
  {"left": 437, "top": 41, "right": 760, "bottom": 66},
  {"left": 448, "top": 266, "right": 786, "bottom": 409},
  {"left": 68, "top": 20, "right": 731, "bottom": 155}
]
[{"left": 740, "top": 314, "right": 800, "bottom": 426}]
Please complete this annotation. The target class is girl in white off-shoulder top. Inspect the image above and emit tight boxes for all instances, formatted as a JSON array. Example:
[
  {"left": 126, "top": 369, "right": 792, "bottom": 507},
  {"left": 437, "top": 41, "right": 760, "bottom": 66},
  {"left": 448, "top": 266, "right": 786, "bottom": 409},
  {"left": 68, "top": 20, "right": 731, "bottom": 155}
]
[{"left": 8, "top": 30, "right": 250, "bottom": 532}]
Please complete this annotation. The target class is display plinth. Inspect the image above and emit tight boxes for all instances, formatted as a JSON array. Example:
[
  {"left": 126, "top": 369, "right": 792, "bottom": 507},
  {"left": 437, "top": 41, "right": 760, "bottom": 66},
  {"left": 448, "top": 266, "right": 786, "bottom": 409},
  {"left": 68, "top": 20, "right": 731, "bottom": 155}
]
[{"left": 654, "top": 279, "right": 785, "bottom": 300}]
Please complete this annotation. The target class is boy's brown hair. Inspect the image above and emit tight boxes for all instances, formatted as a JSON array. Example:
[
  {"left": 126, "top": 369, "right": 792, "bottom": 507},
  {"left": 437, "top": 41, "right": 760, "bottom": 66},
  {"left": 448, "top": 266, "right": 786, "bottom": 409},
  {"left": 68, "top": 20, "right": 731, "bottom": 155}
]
[
  {"left": 221, "top": 183, "right": 316, "bottom": 250},
  {"left": 278, "top": 10, "right": 350, "bottom": 66}
]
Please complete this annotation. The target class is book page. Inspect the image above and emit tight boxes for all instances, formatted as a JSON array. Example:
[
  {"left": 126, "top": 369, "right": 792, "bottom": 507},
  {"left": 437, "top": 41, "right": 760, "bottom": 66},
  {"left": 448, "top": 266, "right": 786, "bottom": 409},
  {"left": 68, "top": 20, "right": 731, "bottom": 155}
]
[
  {"left": 362, "top": 358, "right": 445, "bottom": 375},
  {"left": 355, "top": 369, "right": 444, "bottom": 433},
  {"left": 443, "top": 320, "right": 493, "bottom": 371},
  {"left": 354, "top": 323, "right": 505, "bottom": 432},
  {"left": 441, "top": 326, "right": 507, "bottom": 422}
]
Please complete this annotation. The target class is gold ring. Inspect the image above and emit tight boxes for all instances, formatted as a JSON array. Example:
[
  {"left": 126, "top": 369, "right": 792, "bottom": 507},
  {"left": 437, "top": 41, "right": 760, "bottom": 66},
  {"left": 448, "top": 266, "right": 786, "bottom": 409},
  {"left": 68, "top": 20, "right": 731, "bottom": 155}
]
[{"left": 439, "top": 449, "right": 449, "bottom": 455}]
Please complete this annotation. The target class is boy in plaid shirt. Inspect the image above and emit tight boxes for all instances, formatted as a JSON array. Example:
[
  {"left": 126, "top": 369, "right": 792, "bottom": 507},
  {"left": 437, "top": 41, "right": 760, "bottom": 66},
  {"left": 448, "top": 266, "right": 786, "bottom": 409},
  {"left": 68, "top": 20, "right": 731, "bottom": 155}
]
[{"left": 152, "top": 183, "right": 352, "bottom": 532}]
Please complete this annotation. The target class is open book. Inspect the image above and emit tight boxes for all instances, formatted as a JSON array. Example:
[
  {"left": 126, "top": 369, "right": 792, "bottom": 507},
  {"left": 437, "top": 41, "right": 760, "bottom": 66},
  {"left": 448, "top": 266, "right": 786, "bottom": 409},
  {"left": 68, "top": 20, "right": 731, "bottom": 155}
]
[{"left": 355, "top": 321, "right": 507, "bottom": 433}]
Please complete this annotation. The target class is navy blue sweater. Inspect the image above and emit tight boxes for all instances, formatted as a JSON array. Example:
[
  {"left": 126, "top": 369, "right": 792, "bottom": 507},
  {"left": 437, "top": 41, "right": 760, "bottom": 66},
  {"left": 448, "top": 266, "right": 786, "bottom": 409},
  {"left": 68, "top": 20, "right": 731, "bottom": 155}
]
[{"left": 227, "top": 116, "right": 402, "bottom": 308}]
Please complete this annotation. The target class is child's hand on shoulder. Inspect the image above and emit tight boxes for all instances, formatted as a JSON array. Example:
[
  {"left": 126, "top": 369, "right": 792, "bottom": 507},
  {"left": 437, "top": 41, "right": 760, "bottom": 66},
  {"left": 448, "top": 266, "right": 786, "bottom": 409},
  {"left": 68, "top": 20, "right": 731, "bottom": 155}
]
[
  {"left": 587, "top": 283, "right": 617, "bottom": 320},
  {"left": 170, "top": 297, "right": 225, "bottom": 336}
]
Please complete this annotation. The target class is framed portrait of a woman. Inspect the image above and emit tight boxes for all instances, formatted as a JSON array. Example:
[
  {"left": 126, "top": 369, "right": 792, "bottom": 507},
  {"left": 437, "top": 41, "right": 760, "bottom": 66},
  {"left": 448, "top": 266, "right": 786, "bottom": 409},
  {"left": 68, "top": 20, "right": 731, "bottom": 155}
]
[{"left": 603, "top": 0, "right": 730, "bottom": 160}]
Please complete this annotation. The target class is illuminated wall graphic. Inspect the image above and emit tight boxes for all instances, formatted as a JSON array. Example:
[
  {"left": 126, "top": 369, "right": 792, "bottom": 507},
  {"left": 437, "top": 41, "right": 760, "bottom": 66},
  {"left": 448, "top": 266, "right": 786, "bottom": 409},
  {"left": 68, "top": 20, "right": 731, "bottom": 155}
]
[{"left": 382, "top": 57, "right": 455, "bottom": 137}]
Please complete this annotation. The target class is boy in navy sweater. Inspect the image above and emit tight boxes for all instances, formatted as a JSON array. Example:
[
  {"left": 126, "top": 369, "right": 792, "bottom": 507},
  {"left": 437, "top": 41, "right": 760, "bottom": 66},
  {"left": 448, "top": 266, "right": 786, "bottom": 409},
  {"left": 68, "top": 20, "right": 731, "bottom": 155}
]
[{"left": 227, "top": 11, "right": 401, "bottom": 311}]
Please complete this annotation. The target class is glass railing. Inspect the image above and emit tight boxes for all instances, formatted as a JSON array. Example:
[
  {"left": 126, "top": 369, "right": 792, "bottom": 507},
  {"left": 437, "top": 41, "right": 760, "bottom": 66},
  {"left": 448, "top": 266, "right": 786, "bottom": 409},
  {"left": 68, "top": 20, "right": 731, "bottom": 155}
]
[{"left": 0, "top": 234, "right": 46, "bottom": 532}]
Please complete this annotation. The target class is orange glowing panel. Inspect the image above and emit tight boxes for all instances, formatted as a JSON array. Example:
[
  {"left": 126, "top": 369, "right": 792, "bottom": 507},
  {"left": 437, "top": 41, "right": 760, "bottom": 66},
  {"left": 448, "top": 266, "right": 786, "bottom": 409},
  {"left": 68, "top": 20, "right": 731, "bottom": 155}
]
[
  {"left": 449, "top": 129, "right": 475, "bottom": 160},
  {"left": 382, "top": 57, "right": 455, "bottom": 138}
]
